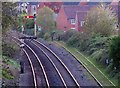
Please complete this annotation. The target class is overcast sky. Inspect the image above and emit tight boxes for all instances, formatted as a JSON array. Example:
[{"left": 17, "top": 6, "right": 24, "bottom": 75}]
[{"left": 1, "top": 0, "right": 119, "bottom": 2}]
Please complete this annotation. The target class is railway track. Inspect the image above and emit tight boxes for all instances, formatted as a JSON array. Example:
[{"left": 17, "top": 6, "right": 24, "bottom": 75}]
[
  {"left": 11, "top": 39, "right": 38, "bottom": 87},
  {"left": 32, "top": 39, "right": 102, "bottom": 88},
  {"left": 11, "top": 33, "right": 102, "bottom": 87},
  {"left": 12, "top": 36, "right": 80, "bottom": 87},
  {"left": 31, "top": 39, "right": 102, "bottom": 88},
  {"left": 12, "top": 37, "right": 49, "bottom": 87},
  {"left": 25, "top": 39, "right": 80, "bottom": 87}
]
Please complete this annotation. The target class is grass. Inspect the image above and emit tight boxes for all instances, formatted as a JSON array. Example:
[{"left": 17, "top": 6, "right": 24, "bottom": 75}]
[
  {"left": 2, "top": 56, "right": 20, "bottom": 69},
  {"left": 54, "top": 41, "right": 118, "bottom": 87},
  {"left": 1, "top": 55, "right": 20, "bottom": 80},
  {"left": 2, "top": 68, "right": 14, "bottom": 79}
]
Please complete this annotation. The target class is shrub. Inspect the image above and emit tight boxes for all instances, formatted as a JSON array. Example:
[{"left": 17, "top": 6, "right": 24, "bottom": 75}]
[
  {"left": 109, "top": 36, "right": 120, "bottom": 71},
  {"left": 90, "top": 49, "right": 104, "bottom": 61},
  {"left": 25, "top": 19, "right": 34, "bottom": 29},
  {"left": 84, "top": 5, "right": 117, "bottom": 37},
  {"left": 60, "top": 29, "right": 76, "bottom": 42},
  {"left": 2, "top": 43, "right": 18, "bottom": 58},
  {"left": 44, "top": 33, "right": 51, "bottom": 40},
  {"left": 24, "top": 28, "right": 34, "bottom": 36},
  {"left": 66, "top": 32, "right": 80, "bottom": 47},
  {"left": 38, "top": 30, "right": 46, "bottom": 38}
]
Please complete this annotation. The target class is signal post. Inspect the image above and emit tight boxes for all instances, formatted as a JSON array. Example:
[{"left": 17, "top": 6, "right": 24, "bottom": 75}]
[{"left": 24, "top": 14, "right": 37, "bottom": 36}]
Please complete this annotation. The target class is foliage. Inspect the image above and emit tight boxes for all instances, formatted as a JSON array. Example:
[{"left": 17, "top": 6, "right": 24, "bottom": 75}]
[
  {"left": 60, "top": 29, "right": 77, "bottom": 42},
  {"left": 2, "top": 68, "right": 14, "bottom": 79},
  {"left": 109, "top": 36, "right": 120, "bottom": 71},
  {"left": 55, "top": 3, "right": 119, "bottom": 84},
  {"left": 44, "top": 32, "right": 51, "bottom": 40},
  {"left": 16, "top": 13, "right": 27, "bottom": 30},
  {"left": 90, "top": 49, "right": 109, "bottom": 65},
  {"left": 36, "top": 6, "right": 56, "bottom": 31},
  {"left": 25, "top": 19, "right": 34, "bottom": 29},
  {"left": 16, "top": 13, "right": 34, "bottom": 35},
  {"left": 37, "top": 29, "right": 46, "bottom": 38},
  {"left": 66, "top": 32, "right": 81, "bottom": 47},
  {"left": 2, "top": 56, "right": 20, "bottom": 69},
  {"left": 84, "top": 4, "right": 117, "bottom": 36},
  {"left": 2, "top": 39, "right": 19, "bottom": 58},
  {"left": 2, "top": 56, "right": 20, "bottom": 80},
  {"left": 86, "top": 35, "right": 111, "bottom": 54},
  {"left": 60, "top": 29, "right": 112, "bottom": 66},
  {"left": 2, "top": 2, "right": 17, "bottom": 34},
  {"left": 24, "top": 28, "right": 34, "bottom": 36}
]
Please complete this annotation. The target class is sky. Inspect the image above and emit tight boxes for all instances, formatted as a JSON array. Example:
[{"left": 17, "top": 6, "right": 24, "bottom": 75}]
[{"left": 1, "top": 0, "right": 119, "bottom": 2}]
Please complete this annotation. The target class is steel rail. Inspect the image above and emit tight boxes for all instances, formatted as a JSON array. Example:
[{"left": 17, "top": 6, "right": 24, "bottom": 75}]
[
  {"left": 11, "top": 38, "right": 37, "bottom": 88},
  {"left": 12, "top": 36, "right": 50, "bottom": 88},
  {"left": 33, "top": 39, "right": 80, "bottom": 87},
  {"left": 30, "top": 41, "right": 67, "bottom": 87},
  {"left": 23, "top": 49, "right": 37, "bottom": 88}
]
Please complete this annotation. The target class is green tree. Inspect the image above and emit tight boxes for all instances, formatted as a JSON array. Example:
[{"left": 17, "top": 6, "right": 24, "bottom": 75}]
[
  {"left": 36, "top": 6, "right": 56, "bottom": 32},
  {"left": 16, "top": 13, "right": 26, "bottom": 31},
  {"left": 2, "top": 2, "right": 17, "bottom": 34},
  {"left": 109, "top": 36, "right": 120, "bottom": 71},
  {"left": 25, "top": 19, "right": 34, "bottom": 29},
  {"left": 84, "top": 4, "right": 117, "bottom": 36}
]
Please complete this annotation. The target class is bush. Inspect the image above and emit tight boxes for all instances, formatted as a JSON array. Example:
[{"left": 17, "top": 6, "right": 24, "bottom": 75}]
[
  {"left": 66, "top": 32, "right": 80, "bottom": 47},
  {"left": 105, "top": 63, "right": 113, "bottom": 74},
  {"left": 60, "top": 29, "right": 76, "bottom": 42},
  {"left": 24, "top": 28, "right": 34, "bottom": 36},
  {"left": 38, "top": 30, "right": 46, "bottom": 38},
  {"left": 25, "top": 19, "right": 34, "bottom": 29},
  {"left": 84, "top": 35, "right": 110, "bottom": 55},
  {"left": 44, "top": 33, "right": 51, "bottom": 40},
  {"left": 2, "top": 43, "right": 18, "bottom": 58},
  {"left": 90, "top": 49, "right": 103, "bottom": 61},
  {"left": 84, "top": 5, "right": 117, "bottom": 37},
  {"left": 109, "top": 36, "right": 120, "bottom": 71}
]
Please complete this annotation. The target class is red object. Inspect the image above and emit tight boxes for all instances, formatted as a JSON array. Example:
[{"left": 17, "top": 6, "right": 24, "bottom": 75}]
[
  {"left": 56, "top": 5, "right": 93, "bottom": 31},
  {"left": 24, "top": 16, "right": 34, "bottom": 19},
  {"left": 56, "top": 6, "right": 74, "bottom": 31}
]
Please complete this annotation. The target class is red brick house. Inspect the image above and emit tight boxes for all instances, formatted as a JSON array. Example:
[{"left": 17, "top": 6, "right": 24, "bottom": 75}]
[
  {"left": 56, "top": 5, "right": 94, "bottom": 31},
  {"left": 56, "top": 3, "right": 118, "bottom": 31},
  {"left": 75, "top": 11, "right": 88, "bottom": 31}
]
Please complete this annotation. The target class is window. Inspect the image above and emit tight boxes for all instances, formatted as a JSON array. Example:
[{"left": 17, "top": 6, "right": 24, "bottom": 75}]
[
  {"left": 71, "top": 28, "right": 75, "bottom": 30},
  {"left": 34, "top": 6, "right": 36, "bottom": 10},
  {"left": 32, "top": 5, "right": 36, "bottom": 10},
  {"left": 71, "top": 19, "right": 76, "bottom": 24},
  {"left": 81, "top": 21, "right": 85, "bottom": 27}
]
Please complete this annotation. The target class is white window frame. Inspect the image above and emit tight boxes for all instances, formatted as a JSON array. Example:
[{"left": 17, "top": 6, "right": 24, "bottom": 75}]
[
  {"left": 71, "top": 19, "right": 76, "bottom": 24},
  {"left": 81, "top": 21, "right": 85, "bottom": 27},
  {"left": 71, "top": 28, "right": 76, "bottom": 30}
]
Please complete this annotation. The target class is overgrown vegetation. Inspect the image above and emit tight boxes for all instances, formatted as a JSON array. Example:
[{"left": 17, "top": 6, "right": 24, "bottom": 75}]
[
  {"left": 2, "top": 2, "right": 17, "bottom": 34},
  {"left": 83, "top": 4, "right": 117, "bottom": 36},
  {"left": 2, "top": 36, "right": 20, "bottom": 87},
  {"left": 56, "top": 4, "right": 119, "bottom": 85},
  {"left": 109, "top": 36, "right": 120, "bottom": 72},
  {"left": 36, "top": 6, "right": 57, "bottom": 39},
  {"left": 2, "top": 42, "right": 18, "bottom": 58},
  {"left": 36, "top": 6, "right": 56, "bottom": 31},
  {"left": 2, "top": 2, "right": 20, "bottom": 87}
]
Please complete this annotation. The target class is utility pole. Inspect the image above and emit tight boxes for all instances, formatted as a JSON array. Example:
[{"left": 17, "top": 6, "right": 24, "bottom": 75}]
[
  {"left": 21, "top": 25, "right": 24, "bottom": 34},
  {"left": 34, "top": 14, "right": 37, "bottom": 36}
]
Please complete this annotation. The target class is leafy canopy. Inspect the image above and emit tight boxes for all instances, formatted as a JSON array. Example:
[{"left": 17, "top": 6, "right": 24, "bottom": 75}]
[
  {"left": 84, "top": 4, "right": 117, "bottom": 36},
  {"left": 2, "top": 2, "right": 17, "bottom": 34},
  {"left": 36, "top": 6, "right": 56, "bottom": 32},
  {"left": 109, "top": 36, "right": 120, "bottom": 71}
]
